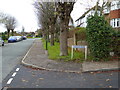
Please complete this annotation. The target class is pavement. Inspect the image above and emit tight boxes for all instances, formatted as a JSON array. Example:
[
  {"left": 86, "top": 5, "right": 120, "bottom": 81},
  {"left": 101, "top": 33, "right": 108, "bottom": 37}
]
[{"left": 21, "top": 39, "right": 120, "bottom": 73}]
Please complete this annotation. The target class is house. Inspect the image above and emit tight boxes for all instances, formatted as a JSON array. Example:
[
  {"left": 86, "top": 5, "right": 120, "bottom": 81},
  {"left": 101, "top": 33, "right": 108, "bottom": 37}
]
[
  {"left": 75, "top": 1, "right": 120, "bottom": 31},
  {"left": 104, "top": 1, "right": 120, "bottom": 31},
  {"left": 75, "top": 6, "right": 101, "bottom": 27}
]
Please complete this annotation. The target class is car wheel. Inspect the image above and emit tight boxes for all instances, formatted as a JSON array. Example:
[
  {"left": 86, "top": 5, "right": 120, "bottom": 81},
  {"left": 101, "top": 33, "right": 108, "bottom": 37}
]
[{"left": 2, "top": 43, "right": 4, "bottom": 46}]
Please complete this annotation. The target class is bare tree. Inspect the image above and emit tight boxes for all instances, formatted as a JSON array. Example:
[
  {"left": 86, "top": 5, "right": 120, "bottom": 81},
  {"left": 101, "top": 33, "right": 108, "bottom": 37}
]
[
  {"left": 34, "top": 1, "right": 75, "bottom": 55},
  {"left": 5, "top": 16, "right": 17, "bottom": 37},
  {"left": 34, "top": 1, "right": 57, "bottom": 46},
  {"left": 0, "top": 12, "right": 17, "bottom": 38}
]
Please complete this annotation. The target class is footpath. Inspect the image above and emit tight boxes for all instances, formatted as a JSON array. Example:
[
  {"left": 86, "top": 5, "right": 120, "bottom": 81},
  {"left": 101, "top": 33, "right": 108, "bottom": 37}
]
[{"left": 21, "top": 39, "right": 119, "bottom": 73}]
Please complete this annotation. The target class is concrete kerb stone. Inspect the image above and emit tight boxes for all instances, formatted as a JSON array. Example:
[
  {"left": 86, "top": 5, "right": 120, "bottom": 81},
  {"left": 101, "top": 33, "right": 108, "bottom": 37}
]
[
  {"left": 82, "top": 61, "right": 120, "bottom": 73},
  {"left": 82, "top": 67, "right": 120, "bottom": 73}
]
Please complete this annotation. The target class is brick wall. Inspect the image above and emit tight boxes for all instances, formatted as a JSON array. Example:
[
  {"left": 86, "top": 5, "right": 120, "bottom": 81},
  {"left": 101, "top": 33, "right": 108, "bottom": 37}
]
[{"left": 110, "top": 9, "right": 120, "bottom": 19}]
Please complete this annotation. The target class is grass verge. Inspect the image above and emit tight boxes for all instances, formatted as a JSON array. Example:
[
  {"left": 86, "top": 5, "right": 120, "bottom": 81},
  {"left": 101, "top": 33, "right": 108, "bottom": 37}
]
[{"left": 42, "top": 39, "right": 86, "bottom": 63}]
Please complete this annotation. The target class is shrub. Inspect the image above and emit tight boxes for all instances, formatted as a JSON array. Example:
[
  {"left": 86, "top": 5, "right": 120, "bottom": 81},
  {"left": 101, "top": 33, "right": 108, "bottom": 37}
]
[
  {"left": 86, "top": 15, "right": 113, "bottom": 61},
  {"left": 111, "top": 30, "right": 120, "bottom": 56},
  {"left": 2, "top": 33, "right": 7, "bottom": 40},
  {"left": 75, "top": 27, "right": 86, "bottom": 41}
]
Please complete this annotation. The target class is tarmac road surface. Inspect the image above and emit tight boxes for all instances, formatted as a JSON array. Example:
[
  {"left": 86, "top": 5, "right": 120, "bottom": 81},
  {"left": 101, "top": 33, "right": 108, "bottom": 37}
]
[
  {"left": 2, "top": 64, "right": 119, "bottom": 88},
  {"left": 0, "top": 39, "right": 35, "bottom": 89}
]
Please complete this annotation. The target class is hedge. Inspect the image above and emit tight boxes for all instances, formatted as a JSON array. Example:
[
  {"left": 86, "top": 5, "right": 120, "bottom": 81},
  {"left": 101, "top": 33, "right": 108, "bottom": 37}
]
[{"left": 86, "top": 15, "right": 114, "bottom": 61}]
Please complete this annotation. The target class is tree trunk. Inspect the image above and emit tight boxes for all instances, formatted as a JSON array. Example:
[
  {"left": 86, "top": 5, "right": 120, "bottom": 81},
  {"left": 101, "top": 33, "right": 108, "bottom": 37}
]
[
  {"left": 58, "top": 2, "right": 74, "bottom": 56},
  {"left": 11, "top": 29, "right": 14, "bottom": 36},
  {"left": 50, "top": 33, "right": 54, "bottom": 46},
  {"left": 50, "top": 25, "right": 54, "bottom": 46},
  {"left": 55, "top": 32, "right": 59, "bottom": 42},
  {"left": 60, "top": 21, "right": 68, "bottom": 56},
  {"left": 7, "top": 29, "right": 10, "bottom": 39}
]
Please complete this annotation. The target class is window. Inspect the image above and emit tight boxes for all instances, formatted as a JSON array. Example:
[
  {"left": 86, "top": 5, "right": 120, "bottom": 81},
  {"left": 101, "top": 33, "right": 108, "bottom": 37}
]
[
  {"left": 117, "top": 1, "right": 120, "bottom": 9},
  {"left": 104, "top": 6, "right": 110, "bottom": 14},
  {"left": 116, "top": 18, "right": 120, "bottom": 27},
  {"left": 110, "top": 18, "right": 120, "bottom": 28},
  {"left": 111, "top": 1, "right": 120, "bottom": 10}
]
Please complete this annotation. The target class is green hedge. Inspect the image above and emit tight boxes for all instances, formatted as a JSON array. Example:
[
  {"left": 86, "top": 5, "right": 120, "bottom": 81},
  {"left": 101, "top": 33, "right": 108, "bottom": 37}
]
[
  {"left": 86, "top": 15, "right": 113, "bottom": 61},
  {"left": 111, "top": 30, "right": 120, "bottom": 56}
]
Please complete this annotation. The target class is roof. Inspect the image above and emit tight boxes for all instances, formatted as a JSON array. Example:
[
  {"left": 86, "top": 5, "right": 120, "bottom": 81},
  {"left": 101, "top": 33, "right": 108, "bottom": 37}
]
[{"left": 75, "top": 6, "right": 101, "bottom": 22}]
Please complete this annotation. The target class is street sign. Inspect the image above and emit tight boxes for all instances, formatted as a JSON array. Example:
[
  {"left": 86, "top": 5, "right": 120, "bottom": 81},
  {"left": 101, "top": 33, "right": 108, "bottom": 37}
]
[
  {"left": 72, "top": 45, "right": 85, "bottom": 48},
  {"left": 71, "top": 45, "right": 87, "bottom": 60}
]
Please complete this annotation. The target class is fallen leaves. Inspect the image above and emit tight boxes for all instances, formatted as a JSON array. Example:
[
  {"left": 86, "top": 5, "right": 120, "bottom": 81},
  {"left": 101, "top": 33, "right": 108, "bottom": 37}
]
[
  {"left": 110, "top": 73, "right": 113, "bottom": 76},
  {"left": 39, "top": 78, "right": 44, "bottom": 80},
  {"left": 106, "top": 79, "right": 110, "bottom": 82},
  {"left": 90, "top": 72, "right": 94, "bottom": 74},
  {"left": 21, "top": 78, "right": 28, "bottom": 82},
  {"left": 36, "top": 85, "right": 39, "bottom": 87},
  {"left": 109, "top": 86, "right": 112, "bottom": 88}
]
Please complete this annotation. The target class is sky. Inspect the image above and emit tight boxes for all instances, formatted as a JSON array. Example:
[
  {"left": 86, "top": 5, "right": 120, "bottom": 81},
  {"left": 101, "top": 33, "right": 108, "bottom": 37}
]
[
  {"left": 0, "top": 0, "right": 38, "bottom": 32},
  {"left": 0, "top": 0, "right": 107, "bottom": 32}
]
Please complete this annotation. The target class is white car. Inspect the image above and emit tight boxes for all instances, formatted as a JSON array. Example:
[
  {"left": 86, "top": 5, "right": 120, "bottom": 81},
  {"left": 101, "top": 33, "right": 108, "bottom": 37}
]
[
  {"left": 0, "top": 37, "right": 4, "bottom": 46},
  {"left": 15, "top": 36, "right": 22, "bottom": 41}
]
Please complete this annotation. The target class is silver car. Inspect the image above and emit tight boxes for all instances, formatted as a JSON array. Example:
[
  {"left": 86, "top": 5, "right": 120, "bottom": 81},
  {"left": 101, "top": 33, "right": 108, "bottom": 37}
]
[
  {"left": 0, "top": 37, "right": 4, "bottom": 46},
  {"left": 15, "top": 36, "right": 22, "bottom": 41}
]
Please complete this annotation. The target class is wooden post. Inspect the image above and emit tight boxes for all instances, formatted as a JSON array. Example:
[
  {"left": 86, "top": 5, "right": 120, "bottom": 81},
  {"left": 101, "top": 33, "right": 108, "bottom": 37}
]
[
  {"left": 85, "top": 46, "right": 87, "bottom": 60},
  {"left": 71, "top": 45, "right": 74, "bottom": 59},
  {"left": 71, "top": 45, "right": 87, "bottom": 60}
]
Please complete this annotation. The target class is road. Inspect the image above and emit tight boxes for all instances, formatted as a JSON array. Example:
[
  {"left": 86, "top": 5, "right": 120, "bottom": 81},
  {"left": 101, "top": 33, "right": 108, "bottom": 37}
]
[
  {"left": 0, "top": 39, "right": 35, "bottom": 88},
  {"left": 2, "top": 64, "right": 119, "bottom": 88}
]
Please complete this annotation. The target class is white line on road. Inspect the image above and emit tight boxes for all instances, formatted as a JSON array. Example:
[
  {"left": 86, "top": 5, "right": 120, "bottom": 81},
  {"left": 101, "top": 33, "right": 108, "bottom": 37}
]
[
  {"left": 16, "top": 68, "right": 20, "bottom": 71},
  {"left": 7, "top": 78, "right": 13, "bottom": 84},
  {"left": 12, "top": 72, "right": 17, "bottom": 77},
  {"left": 6, "top": 67, "right": 20, "bottom": 85}
]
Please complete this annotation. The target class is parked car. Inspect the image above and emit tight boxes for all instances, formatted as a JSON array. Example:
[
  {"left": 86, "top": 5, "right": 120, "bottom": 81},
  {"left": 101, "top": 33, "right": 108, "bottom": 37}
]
[
  {"left": 15, "top": 36, "right": 22, "bottom": 41},
  {"left": 0, "top": 37, "right": 4, "bottom": 46},
  {"left": 8, "top": 36, "right": 17, "bottom": 43},
  {"left": 22, "top": 36, "right": 27, "bottom": 40}
]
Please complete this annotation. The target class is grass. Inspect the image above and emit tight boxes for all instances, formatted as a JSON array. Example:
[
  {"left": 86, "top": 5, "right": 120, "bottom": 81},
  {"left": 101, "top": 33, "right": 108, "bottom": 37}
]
[
  {"left": 4, "top": 40, "right": 8, "bottom": 42},
  {"left": 27, "top": 37, "right": 41, "bottom": 39},
  {"left": 42, "top": 39, "right": 86, "bottom": 63}
]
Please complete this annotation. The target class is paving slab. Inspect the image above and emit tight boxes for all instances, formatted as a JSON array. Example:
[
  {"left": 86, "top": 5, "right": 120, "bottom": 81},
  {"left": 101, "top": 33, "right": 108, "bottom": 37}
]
[{"left": 82, "top": 61, "right": 120, "bottom": 72}]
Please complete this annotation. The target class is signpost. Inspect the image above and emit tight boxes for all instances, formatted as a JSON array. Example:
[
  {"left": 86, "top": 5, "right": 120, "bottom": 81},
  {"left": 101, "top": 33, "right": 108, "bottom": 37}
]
[{"left": 71, "top": 45, "right": 87, "bottom": 60}]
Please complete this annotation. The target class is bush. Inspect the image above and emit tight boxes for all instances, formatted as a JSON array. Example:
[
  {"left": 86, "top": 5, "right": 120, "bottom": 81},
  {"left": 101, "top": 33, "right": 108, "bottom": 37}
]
[
  {"left": 86, "top": 15, "right": 113, "bottom": 61},
  {"left": 2, "top": 33, "right": 7, "bottom": 40},
  {"left": 111, "top": 30, "right": 120, "bottom": 56},
  {"left": 75, "top": 27, "right": 86, "bottom": 41}
]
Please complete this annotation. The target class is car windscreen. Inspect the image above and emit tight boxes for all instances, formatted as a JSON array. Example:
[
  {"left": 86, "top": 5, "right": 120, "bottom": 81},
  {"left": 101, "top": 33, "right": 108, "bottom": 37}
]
[{"left": 9, "top": 36, "right": 17, "bottom": 39}]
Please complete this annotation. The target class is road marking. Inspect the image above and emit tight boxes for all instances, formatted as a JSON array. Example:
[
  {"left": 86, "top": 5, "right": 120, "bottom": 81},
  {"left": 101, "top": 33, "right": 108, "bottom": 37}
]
[
  {"left": 12, "top": 72, "right": 17, "bottom": 77},
  {"left": 16, "top": 68, "right": 20, "bottom": 71},
  {"left": 6, "top": 67, "right": 20, "bottom": 85},
  {"left": 7, "top": 78, "right": 13, "bottom": 84}
]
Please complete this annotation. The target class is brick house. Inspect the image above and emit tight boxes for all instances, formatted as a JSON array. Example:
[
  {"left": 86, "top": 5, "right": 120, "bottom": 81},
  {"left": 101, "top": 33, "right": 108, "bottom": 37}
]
[{"left": 104, "top": 1, "right": 120, "bottom": 31}]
